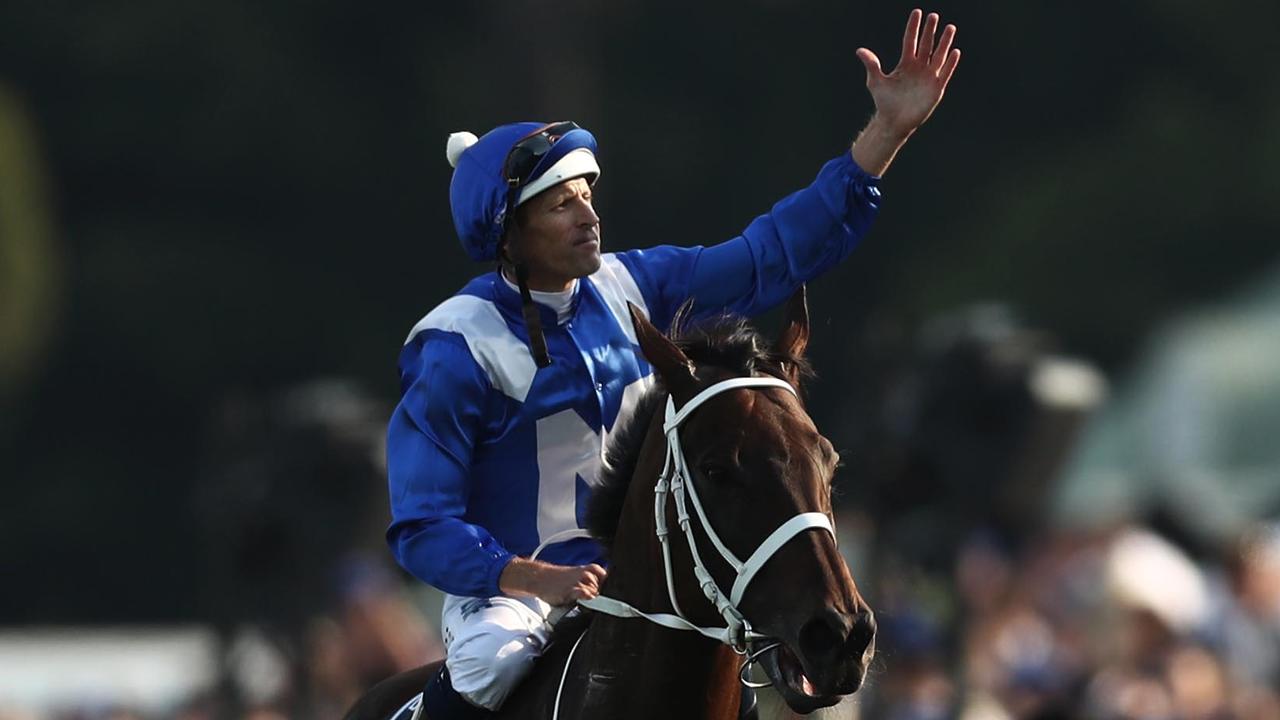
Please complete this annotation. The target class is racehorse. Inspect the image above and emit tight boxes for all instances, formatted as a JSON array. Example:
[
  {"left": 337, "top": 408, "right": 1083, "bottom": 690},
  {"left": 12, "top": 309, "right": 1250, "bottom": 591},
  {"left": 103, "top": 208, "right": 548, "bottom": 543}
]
[{"left": 345, "top": 288, "right": 876, "bottom": 719}]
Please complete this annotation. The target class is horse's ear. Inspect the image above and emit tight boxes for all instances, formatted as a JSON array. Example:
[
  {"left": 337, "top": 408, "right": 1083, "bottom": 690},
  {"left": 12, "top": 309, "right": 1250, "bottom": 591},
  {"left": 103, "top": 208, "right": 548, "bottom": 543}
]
[
  {"left": 628, "top": 302, "right": 697, "bottom": 401},
  {"left": 774, "top": 285, "right": 810, "bottom": 385}
]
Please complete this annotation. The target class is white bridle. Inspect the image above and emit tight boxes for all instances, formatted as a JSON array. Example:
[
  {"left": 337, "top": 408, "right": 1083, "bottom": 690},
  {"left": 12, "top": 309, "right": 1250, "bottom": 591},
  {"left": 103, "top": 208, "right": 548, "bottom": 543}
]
[{"left": 579, "top": 376, "right": 835, "bottom": 652}]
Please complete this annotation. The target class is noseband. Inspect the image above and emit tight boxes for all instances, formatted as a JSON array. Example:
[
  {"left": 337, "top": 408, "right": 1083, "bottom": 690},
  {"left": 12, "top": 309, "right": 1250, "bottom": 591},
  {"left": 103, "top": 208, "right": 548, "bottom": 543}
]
[{"left": 580, "top": 376, "right": 836, "bottom": 654}]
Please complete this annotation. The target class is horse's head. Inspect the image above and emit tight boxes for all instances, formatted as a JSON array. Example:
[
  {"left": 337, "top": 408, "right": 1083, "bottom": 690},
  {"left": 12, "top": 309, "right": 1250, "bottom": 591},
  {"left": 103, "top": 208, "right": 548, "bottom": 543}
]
[{"left": 625, "top": 289, "right": 876, "bottom": 714}]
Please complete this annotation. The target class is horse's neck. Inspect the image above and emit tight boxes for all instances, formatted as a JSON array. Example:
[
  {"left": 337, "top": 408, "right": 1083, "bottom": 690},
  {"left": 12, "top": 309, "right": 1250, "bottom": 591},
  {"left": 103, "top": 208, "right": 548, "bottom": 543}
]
[
  {"left": 576, "top": 612, "right": 740, "bottom": 719},
  {"left": 572, "top": 402, "right": 741, "bottom": 719}
]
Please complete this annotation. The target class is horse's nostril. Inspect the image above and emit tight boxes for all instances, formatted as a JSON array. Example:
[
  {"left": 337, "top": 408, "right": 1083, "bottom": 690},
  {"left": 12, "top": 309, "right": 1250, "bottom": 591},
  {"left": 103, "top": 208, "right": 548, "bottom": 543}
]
[
  {"left": 846, "top": 608, "right": 876, "bottom": 657},
  {"left": 798, "top": 608, "right": 852, "bottom": 661}
]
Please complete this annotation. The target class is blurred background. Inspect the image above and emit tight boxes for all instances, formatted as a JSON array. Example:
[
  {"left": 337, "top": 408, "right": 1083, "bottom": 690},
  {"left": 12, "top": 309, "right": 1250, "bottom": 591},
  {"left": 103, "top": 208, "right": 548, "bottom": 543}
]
[{"left": 2, "top": 1, "right": 1278, "bottom": 718}]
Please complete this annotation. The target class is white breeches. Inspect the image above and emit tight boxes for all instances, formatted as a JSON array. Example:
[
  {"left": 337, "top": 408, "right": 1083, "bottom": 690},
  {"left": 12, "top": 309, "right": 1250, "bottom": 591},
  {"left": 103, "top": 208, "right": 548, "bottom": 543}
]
[{"left": 440, "top": 594, "right": 556, "bottom": 711}]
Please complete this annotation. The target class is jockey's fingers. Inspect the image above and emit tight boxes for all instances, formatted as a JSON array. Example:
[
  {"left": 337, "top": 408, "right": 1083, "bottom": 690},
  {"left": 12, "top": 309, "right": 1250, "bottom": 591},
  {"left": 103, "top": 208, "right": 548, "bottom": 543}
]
[
  {"left": 583, "top": 564, "right": 608, "bottom": 582},
  {"left": 939, "top": 48, "right": 961, "bottom": 87},
  {"left": 856, "top": 48, "right": 884, "bottom": 86},
  {"left": 918, "top": 13, "right": 939, "bottom": 61},
  {"left": 900, "top": 8, "right": 921, "bottom": 61},
  {"left": 930, "top": 24, "right": 956, "bottom": 71}
]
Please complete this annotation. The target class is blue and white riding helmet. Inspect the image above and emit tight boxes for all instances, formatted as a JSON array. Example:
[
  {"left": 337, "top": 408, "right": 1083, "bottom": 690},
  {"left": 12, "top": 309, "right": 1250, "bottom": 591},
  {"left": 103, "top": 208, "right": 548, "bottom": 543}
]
[{"left": 446, "top": 122, "right": 601, "bottom": 262}]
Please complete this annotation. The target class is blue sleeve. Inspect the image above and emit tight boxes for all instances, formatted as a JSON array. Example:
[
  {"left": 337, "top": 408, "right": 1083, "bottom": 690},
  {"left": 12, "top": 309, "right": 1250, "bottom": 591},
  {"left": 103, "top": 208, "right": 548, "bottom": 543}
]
[
  {"left": 615, "top": 153, "right": 881, "bottom": 330},
  {"left": 385, "top": 329, "right": 514, "bottom": 597}
]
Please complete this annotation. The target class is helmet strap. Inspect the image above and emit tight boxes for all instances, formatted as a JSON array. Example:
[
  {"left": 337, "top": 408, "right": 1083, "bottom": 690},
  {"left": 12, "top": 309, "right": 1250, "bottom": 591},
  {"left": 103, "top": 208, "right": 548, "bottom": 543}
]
[
  {"left": 499, "top": 228, "right": 553, "bottom": 369},
  {"left": 514, "top": 261, "right": 553, "bottom": 368}
]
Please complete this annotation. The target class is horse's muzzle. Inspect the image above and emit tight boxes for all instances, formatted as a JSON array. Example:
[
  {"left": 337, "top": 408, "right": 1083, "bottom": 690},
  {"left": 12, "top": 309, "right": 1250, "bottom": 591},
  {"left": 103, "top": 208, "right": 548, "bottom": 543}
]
[
  {"left": 760, "top": 606, "right": 877, "bottom": 713},
  {"left": 798, "top": 606, "right": 876, "bottom": 694}
]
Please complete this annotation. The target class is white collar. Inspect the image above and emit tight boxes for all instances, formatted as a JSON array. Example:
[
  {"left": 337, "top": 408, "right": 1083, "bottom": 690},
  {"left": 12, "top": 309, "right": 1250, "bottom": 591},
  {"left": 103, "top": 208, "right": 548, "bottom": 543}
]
[{"left": 501, "top": 272, "right": 578, "bottom": 325}]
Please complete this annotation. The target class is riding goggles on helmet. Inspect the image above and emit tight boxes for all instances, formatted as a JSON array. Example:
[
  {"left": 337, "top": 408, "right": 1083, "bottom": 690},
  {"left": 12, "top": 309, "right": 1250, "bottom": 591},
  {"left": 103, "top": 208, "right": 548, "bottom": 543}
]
[
  {"left": 501, "top": 121, "right": 601, "bottom": 214},
  {"left": 503, "top": 121, "right": 580, "bottom": 188}
]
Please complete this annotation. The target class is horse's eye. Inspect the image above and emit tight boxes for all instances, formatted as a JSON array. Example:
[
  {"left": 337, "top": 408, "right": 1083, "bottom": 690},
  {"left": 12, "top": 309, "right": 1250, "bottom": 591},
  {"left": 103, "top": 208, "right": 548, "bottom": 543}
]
[
  {"left": 700, "top": 465, "right": 728, "bottom": 484},
  {"left": 828, "top": 469, "right": 844, "bottom": 502}
]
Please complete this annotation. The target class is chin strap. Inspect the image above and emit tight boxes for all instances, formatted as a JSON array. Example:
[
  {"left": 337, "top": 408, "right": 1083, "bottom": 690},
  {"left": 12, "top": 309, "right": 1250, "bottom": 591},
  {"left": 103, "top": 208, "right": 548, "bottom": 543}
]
[
  {"left": 513, "top": 261, "right": 552, "bottom": 368},
  {"left": 499, "top": 187, "right": 551, "bottom": 369},
  {"left": 499, "top": 216, "right": 552, "bottom": 369}
]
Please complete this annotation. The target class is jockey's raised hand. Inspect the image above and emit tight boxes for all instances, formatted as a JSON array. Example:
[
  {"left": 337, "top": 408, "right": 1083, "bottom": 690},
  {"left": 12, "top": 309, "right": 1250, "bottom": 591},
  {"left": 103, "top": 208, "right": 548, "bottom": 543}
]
[
  {"left": 851, "top": 8, "right": 961, "bottom": 176},
  {"left": 499, "top": 557, "right": 609, "bottom": 606}
]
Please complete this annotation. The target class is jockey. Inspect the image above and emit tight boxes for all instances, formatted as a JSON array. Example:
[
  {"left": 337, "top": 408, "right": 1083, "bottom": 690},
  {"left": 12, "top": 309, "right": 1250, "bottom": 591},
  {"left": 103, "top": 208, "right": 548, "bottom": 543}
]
[{"left": 386, "top": 11, "right": 960, "bottom": 718}]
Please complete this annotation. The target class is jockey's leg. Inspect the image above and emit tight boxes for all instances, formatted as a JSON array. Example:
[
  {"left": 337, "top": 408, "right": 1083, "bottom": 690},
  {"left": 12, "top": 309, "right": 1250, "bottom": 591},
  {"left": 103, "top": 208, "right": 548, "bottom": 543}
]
[
  {"left": 432, "top": 594, "right": 554, "bottom": 714},
  {"left": 421, "top": 664, "right": 490, "bottom": 719}
]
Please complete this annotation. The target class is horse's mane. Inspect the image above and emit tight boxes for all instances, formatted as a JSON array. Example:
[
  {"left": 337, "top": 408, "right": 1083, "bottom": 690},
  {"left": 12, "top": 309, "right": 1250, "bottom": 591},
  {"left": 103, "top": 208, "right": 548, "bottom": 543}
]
[{"left": 584, "top": 312, "right": 812, "bottom": 550}]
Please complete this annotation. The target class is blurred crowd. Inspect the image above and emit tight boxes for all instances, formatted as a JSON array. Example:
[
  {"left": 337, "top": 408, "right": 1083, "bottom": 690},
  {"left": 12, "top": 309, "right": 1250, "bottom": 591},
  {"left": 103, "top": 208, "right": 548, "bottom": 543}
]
[
  {"left": 6, "top": 523, "right": 1276, "bottom": 720},
  {"left": 865, "top": 521, "right": 1280, "bottom": 720},
  {"left": 846, "top": 298, "right": 1280, "bottom": 720},
  {"left": 2, "top": 381, "right": 444, "bottom": 720}
]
